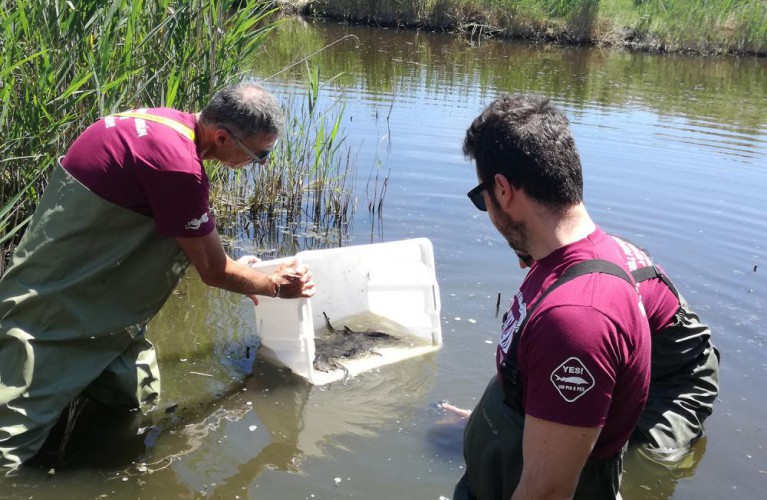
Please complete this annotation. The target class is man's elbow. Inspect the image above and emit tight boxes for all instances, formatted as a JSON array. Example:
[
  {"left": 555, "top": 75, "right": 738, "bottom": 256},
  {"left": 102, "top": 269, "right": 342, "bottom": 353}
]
[{"left": 193, "top": 261, "right": 229, "bottom": 288}]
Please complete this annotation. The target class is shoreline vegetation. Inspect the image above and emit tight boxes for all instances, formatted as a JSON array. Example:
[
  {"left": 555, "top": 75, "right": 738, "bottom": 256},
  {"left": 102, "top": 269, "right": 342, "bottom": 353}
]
[
  {"left": 1, "top": 0, "right": 275, "bottom": 273},
  {"left": 1, "top": 0, "right": 358, "bottom": 275},
  {"left": 2, "top": 1, "right": 763, "bottom": 271},
  {"left": 277, "top": 0, "right": 767, "bottom": 56}
]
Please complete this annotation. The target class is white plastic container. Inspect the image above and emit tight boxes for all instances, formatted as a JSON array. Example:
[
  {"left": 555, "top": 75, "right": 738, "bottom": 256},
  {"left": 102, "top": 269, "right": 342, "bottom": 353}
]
[{"left": 250, "top": 238, "right": 442, "bottom": 385}]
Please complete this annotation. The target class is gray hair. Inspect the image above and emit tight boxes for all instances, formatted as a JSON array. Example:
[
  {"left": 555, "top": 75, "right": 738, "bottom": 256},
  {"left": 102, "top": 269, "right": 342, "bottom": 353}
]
[{"left": 200, "top": 82, "right": 285, "bottom": 138}]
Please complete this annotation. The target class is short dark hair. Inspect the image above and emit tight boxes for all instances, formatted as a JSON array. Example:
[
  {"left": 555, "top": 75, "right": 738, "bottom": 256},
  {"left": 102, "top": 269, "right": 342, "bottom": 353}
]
[
  {"left": 200, "top": 82, "right": 285, "bottom": 138},
  {"left": 463, "top": 94, "right": 583, "bottom": 211}
]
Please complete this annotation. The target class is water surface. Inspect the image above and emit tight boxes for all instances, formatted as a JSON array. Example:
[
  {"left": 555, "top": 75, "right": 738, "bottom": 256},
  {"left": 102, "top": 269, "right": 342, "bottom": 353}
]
[{"left": 3, "top": 18, "right": 766, "bottom": 500}]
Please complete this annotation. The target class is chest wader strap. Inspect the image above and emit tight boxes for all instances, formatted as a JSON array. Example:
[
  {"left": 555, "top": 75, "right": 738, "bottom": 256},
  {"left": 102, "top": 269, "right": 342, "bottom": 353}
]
[
  {"left": 630, "top": 265, "right": 680, "bottom": 299},
  {"left": 460, "top": 260, "right": 634, "bottom": 500},
  {"left": 500, "top": 259, "right": 635, "bottom": 413},
  {"left": 113, "top": 112, "right": 196, "bottom": 142},
  {"left": 610, "top": 234, "right": 680, "bottom": 299}
]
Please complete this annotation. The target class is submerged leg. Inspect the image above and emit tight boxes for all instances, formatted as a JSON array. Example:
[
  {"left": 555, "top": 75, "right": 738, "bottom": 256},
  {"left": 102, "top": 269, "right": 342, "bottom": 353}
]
[
  {"left": 0, "top": 324, "right": 137, "bottom": 473},
  {"left": 83, "top": 328, "right": 161, "bottom": 410}
]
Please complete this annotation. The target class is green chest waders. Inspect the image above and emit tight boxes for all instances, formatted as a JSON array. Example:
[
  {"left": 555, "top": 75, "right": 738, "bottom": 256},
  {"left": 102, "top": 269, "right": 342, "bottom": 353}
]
[
  {"left": 0, "top": 165, "right": 189, "bottom": 470},
  {"left": 629, "top": 265, "right": 720, "bottom": 462},
  {"left": 454, "top": 260, "right": 635, "bottom": 500}
]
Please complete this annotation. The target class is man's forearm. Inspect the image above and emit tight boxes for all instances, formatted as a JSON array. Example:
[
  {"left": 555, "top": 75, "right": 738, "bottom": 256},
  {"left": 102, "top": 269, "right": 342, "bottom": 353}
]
[{"left": 200, "top": 257, "right": 277, "bottom": 297}]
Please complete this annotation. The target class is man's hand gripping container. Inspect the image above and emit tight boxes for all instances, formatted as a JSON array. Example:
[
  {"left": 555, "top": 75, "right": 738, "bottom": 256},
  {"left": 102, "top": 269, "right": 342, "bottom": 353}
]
[{"left": 250, "top": 238, "right": 442, "bottom": 385}]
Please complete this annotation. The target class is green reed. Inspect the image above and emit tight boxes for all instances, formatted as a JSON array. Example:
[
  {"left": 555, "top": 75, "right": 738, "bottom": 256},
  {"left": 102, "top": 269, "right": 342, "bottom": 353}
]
[
  {"left": 297, "top": 0, "right": 767, "bottom": 54},
  {"left": 212, "top": 65, "right": 357, "bottom": 258},
  {"left": 1, "top": 0, "right": 362, "bottom": 275}
]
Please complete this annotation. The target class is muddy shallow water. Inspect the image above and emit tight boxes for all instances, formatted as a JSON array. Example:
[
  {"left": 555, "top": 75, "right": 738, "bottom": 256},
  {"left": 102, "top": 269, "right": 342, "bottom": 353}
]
[{"left": 2, "top": 18, "right": 766, "bottom": 500}]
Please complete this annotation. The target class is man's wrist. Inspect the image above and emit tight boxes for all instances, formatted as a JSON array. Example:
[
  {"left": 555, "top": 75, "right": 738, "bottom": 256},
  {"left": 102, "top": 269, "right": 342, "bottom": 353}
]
[{"left": 272, "top": 277, "right": 281, "bottom": 298}]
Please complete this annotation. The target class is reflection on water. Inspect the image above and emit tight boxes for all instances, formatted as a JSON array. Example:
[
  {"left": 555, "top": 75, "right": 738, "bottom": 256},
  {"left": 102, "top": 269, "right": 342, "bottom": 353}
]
[
  {"left": 621, "top": 440, "right": 709, "bottom": 500},
  {"left": 163, "top": 354, "right": 438, "bottom": 497},
  {"left": 260, "top": 19, "right": 767, "bottom": 137},
  {"left": 3, "top": 17, "right": 765, "bottom": 500},
  {"left": 1, "top": 319, "right": 437, "bottom": 499}
]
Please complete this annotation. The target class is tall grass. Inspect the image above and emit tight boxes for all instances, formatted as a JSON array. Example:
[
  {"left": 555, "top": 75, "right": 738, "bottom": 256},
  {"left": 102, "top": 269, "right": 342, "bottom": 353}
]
[
  {"left": 212, "top": 65, "right": 357, "bottom": 258},
  {"left": 0, "top": 0, "right": 277, "bottom": 273},
  {"left": 296, "top": 0, "right": 767, "bottom": 54},
  {"left": 600, "top": 0, "right": 767, "bottom": 53},
  {"left": 1, "top": 1, "right": 361, "bottom": 276}
]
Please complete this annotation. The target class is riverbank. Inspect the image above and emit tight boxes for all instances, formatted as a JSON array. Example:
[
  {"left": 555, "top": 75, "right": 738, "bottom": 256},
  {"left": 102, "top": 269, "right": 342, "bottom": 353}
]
[{"left": 277, "top": 0, "right": 767, "bottom": 56}]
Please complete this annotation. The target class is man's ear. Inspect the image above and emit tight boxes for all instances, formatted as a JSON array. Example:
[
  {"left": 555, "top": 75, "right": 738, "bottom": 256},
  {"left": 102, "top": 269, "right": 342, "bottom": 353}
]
[
  {"left": 214, "top": 127, "right": 229, "bottom": 146},
  {"left": 493, "top": 173, "right": 515, "bottom": 209}
]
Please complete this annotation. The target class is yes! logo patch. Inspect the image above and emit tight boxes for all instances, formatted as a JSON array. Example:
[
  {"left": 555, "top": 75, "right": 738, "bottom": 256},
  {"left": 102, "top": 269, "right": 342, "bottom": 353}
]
[{"left": 550, "top": 357, "right": 595, "bottom": 402}]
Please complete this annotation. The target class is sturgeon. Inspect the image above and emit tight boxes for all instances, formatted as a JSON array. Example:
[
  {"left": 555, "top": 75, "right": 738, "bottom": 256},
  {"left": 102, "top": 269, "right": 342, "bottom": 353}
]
[{"left": 312, "top": 312, "right": 406, "bottom": 382}]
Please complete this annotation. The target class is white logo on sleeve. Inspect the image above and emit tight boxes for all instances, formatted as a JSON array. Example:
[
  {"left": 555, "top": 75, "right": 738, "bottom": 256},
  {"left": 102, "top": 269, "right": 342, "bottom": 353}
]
[
  {"left": 550, "top": 357, "right": 595, "bottom": 402},
  {"left": 185, "top": 212, "right": 209, "bottom": 230},
  {"left": 500, "top": 291, "right": 526, "bottom": 354}
]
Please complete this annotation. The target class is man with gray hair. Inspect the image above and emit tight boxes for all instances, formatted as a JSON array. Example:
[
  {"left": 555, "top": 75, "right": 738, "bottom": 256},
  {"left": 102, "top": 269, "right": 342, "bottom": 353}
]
[{"left": 0, "top": 82, "right": 314, "bottom": 471}]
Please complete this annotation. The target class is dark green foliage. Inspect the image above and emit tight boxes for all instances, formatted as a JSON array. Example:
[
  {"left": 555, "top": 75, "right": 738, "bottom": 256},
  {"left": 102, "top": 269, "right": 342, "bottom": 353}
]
[{"left": 1, "top": 1, "right": 273, "bottom": 273}]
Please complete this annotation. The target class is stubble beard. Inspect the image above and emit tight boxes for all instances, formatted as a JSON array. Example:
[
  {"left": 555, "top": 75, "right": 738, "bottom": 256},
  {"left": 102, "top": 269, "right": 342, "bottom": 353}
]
[{"left": 493, "top": 206, "right": 528, "bottom": 256}]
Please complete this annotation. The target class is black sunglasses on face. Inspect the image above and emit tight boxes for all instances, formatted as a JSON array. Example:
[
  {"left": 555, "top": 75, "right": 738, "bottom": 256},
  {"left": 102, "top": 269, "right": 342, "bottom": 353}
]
[{"left": 467, "top": 180, "right": 492, "bottom": 211}]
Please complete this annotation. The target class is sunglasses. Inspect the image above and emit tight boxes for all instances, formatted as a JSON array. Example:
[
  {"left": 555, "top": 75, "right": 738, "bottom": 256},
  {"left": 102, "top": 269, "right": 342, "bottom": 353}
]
[
  {"left": 223, "top": 127, "right": 272, "bottom": 163},
  {"left": 467, "top": 180, "right": 492, "bottom": 211}
]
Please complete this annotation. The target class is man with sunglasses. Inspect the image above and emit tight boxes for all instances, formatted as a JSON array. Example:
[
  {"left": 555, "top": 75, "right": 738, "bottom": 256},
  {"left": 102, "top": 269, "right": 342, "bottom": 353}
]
[
  {"left": 454, "top": 94, "right": 651, "bottom": 499},
  {"left": 517, "top": 238, "right": 720, "bottom": 468},
  {"left": 0, "top": 82, "right": 315, "bottom": 472}
]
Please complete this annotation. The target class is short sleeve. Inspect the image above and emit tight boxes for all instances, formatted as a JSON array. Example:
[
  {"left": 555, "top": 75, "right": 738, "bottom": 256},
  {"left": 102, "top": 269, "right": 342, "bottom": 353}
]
[
  {"left": 521, "top": 304, "right": 620, "bottom": 428},
  {"left": 140, "top": 168, "right": 215, "bottom": 238}
]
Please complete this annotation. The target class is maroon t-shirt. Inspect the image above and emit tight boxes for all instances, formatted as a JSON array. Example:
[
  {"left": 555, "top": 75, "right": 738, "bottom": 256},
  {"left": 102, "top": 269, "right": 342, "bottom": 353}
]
[
  {"left": 610, "top": 236, "right": 679, "bottom": 333},
  {"left": 497, "top": 227, "right": 651, "bottom": 459},
  {"left": 61, "top": 108, "right": 214, "bottom": 238}
]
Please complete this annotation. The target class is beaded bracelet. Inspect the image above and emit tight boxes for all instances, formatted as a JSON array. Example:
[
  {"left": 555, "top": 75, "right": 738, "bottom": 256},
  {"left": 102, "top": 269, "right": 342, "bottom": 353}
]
[{"left": 272, "top": 280, "right": 281, "bottom": 298}]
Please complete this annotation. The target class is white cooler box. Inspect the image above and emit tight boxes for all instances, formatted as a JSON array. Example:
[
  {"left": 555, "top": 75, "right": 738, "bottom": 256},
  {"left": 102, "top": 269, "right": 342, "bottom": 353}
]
[{"left": 250, "top": 238, "right": 442, "bottom": 385}]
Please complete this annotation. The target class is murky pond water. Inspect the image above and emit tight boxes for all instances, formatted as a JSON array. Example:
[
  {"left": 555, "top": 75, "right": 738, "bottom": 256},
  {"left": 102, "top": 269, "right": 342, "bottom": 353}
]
[{"left": 3, "top": 17, "right": 767, "bottom": 500}]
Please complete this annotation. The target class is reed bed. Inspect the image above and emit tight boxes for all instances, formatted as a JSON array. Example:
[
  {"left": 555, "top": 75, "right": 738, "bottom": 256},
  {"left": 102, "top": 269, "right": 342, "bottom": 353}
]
[
  {"left": 212, "top": 66, "right": 358, "bottom": 258},
  {"left": 1, "top": 0, "right": 360, "bottom": 275},
  {"left": 293, "top": 0, "right": 767, "bottom": 55}
]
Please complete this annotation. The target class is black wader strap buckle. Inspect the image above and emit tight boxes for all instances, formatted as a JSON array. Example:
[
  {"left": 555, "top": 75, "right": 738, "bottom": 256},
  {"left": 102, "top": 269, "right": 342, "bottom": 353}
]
[{"left": 499, "top": 358, "right": 523, "bottom": 413}]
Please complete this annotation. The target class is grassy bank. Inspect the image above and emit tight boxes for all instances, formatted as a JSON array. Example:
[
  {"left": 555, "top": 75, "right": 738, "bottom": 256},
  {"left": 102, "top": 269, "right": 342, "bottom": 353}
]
[
  {"left": 280, "top": 0, "right": 767, "bottom": 55},
  {"left": 1, "top": 0, "right": 358, "bottom": 275}
]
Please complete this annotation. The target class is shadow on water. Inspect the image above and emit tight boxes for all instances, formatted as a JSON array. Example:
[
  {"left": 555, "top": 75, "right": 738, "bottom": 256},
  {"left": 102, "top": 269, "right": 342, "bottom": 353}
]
[
  {"left": 170, "top": 355, "right": 438, "bottom": 497},
  {"left": 3, "top": 355, "right": 438, "bottom": 497},
  {"left": 1, "top": 310, "right": 439, "bottom": 498}
]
